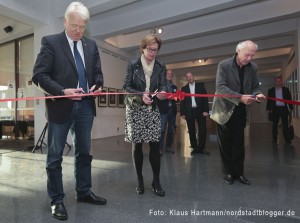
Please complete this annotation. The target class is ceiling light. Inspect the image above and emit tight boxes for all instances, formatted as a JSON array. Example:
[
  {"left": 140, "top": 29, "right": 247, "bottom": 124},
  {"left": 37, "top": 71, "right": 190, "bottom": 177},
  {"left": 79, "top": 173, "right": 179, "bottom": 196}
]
[{"left": 157, "top": 27, "right": 163, "bottom": 34}]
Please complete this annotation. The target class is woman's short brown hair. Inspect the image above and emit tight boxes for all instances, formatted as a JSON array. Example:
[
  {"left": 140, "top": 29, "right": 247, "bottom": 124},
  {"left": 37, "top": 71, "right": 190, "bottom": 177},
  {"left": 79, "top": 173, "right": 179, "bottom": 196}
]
[{"left": 140, "top": 34, "right": 162, "bottom": 54}]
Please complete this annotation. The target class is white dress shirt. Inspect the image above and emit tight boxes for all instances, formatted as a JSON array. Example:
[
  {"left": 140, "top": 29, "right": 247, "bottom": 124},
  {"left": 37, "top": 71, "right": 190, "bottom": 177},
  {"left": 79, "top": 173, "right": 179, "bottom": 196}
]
[{"left": 189, "top": 82, "right": 197, "bottom": 108}]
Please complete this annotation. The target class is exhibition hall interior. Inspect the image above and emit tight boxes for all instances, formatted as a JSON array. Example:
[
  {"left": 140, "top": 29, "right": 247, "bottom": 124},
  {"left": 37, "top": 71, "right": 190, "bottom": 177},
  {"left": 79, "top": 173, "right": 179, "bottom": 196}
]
[{"left": 0, "top": 1, "right": 300, "bottom": 222}]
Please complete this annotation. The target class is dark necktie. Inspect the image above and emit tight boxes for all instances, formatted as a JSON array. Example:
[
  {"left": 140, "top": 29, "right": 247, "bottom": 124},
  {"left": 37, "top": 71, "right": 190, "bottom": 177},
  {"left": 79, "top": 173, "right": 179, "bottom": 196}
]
[{"left": 73, "top": 41, "right": 87, "bottom": 93}]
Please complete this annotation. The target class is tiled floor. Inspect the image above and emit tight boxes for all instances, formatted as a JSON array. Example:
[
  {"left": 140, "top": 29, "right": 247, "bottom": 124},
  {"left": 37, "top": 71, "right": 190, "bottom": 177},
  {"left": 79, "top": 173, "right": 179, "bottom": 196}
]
[{"left": 0, "top": 122, "right": 300, "bottom": 223}]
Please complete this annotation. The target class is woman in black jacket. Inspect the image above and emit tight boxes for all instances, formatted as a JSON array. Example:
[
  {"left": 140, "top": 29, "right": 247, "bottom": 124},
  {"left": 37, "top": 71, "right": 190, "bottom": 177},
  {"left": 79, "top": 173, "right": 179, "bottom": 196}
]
[{"left": 123, "top": 34, "right": 167, "bottom": 196}]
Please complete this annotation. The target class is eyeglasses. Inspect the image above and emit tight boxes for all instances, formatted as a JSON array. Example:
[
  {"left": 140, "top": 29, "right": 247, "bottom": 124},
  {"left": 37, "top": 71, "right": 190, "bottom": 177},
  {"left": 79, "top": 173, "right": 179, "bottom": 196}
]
[
  {"left": 69, "top": 24, "right": 86, "bottom": 31},
  {"left": 146, "top": 48, "right": 159, "bottom": 53}
]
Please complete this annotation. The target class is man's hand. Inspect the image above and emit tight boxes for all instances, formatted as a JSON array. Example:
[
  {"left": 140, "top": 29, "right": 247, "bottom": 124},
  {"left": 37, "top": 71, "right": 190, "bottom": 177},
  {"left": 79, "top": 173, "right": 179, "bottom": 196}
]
[
  {"left": 255, "top": 93, "right": 266, "bottom": 103},
  {"left": 202, "top": 112, "right": 209, "bottom": 117},
  {"left": 90, "top": 85, "right": 102, "bottom": 93},
  {"left": 63, "top": 88, "right": 85, "bottom": 101},
  {"left": 240, "top": 95, "right": 255, "bottom": 105}
]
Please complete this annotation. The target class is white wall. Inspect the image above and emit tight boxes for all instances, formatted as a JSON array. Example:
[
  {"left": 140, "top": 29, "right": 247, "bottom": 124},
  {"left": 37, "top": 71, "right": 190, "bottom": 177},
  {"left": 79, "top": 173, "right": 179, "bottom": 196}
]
[{"left": 92, "top": 50, "right": 128, "bottom": 139}]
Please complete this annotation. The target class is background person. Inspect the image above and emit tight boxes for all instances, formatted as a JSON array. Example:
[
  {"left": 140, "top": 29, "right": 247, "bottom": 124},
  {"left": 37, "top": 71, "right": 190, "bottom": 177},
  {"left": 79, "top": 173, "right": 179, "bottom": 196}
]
[
  {"left": 32, "top": 2, "right": 106, "bottom": 220},
  {"left": 158, "top": 69, "right": 178, "bottom": 155},
  {"left": 266, "top": 76, "right": 293, "bottom": 144},
  {"left": 210, "top": 40, "right": 265, "bottom": 185},
  {"left": 123, "top": 34, "right": 167, "bottom": 197},
  {"left": 180, "top": 72, "right": 210, "bottom": 156}
]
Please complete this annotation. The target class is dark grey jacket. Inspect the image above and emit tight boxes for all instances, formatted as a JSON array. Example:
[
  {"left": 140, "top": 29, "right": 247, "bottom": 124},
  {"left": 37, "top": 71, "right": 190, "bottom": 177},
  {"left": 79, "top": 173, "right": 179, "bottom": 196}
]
[{"left": 211, "top": 55, "right": 262, "bottom": 125}]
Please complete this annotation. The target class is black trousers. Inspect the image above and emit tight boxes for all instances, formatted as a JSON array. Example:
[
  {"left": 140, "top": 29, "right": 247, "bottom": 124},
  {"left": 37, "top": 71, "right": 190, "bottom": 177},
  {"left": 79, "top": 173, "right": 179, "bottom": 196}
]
[
  {"left": 272, "top": 106, "right": 289, "bottom": 142},
  {"left": 186, "top": 108, "right": 207, "bottom": 149},
  {"left": 217, "top": 104, "right": 246, "bottom": 176}
]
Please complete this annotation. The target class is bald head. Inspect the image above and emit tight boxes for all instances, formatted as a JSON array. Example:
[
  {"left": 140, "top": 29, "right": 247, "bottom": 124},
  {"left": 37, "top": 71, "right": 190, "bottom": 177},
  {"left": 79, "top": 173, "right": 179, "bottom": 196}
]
[{"left": 185, "top": 72, "right": 195, "bottom": 84}]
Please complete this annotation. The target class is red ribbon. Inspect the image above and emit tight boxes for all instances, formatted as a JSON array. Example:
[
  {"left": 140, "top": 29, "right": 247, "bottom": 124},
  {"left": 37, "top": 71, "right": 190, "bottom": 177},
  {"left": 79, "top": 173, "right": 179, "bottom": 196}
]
[
  {"left": 1, "top": 90, "right": 300, "bottom": 106},
  {"left": 166, "top": 89, "right": 300, "bottom": 106}
]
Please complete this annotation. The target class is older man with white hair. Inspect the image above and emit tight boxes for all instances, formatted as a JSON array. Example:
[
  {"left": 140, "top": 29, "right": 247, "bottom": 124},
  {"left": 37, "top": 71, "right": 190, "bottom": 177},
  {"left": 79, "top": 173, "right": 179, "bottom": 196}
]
[{"left": 211, "top": 40, "right": 265, "bottom": 185}]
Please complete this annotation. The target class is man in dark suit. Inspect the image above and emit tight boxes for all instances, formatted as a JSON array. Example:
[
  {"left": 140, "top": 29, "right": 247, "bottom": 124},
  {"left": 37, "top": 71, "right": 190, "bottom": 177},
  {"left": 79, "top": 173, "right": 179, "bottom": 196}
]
[
  {"left": 266, "top": 76, "right": 293, "bottom": 144},
  {"left": 32, "top": 2, "right": 106, "bottom": 220},
  {"left": 211, "top": 40, "right": 265, "bottom": 185},
  {"left": 180, "top": 72, "right": 210, "bottom": 156},
  {"left": 158, "top": 69, "right": 177, "bottom": 155}
]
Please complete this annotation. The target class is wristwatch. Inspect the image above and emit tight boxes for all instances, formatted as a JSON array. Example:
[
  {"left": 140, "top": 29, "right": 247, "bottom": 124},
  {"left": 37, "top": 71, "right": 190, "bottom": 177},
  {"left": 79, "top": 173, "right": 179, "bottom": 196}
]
[{"left": 60, "top": 89, "right": 65, "bottom": 95}]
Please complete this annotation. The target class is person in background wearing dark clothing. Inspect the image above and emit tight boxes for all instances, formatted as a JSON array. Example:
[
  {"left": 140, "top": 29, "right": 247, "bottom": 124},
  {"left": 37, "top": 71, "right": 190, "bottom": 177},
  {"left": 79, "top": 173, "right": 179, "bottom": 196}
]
[
  {"left": 266, "top": 76, "right": 293, "bottom": 145},
  {"left": 210, "top": 40, "right": 265, "bottom": 186},
  {"left": 32, "top": 2, "right": 106, "bottom": 220},
  {"left": 180, "top": 72, "right": 210, "bottom": 156},
  {"left": 158, "top": 69, "right": 177, "bottom": 155},
  {"left": 123, "top": 34, "right": 167, "bottom": 197}
]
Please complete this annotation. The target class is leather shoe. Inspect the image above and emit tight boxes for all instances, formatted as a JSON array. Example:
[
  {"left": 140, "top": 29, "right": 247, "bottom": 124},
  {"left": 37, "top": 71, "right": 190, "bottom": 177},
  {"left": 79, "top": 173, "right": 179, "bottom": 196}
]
[
  {"left": 198, "top": 149, "right": 210, "bottom": 155},
  {"left": 238, "top": 176, "right": 251, "bottom": 185},
  {"left": 51, "top": 203, "right": 68, "bottom": 220},
  {"left": 152, "top": 181, "right": 165, "bottom": 197},
  {"left": 190, "top": 149, "right": 199, "bottom": 155},
  {"left": 224, "top": 174, "right": 233, "bottom": 185},
  {"left": 77, "top": 192, "right": 107, "bottom": 205}
]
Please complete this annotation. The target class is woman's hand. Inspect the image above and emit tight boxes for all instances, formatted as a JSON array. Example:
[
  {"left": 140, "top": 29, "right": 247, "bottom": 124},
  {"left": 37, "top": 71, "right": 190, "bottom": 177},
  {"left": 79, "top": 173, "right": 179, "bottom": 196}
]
[
  {"left": 157, "top": 91, "right": 168, "bottom": 100},
  {"left": 142, "top": 93, "right": 153, "bottom": 105}
]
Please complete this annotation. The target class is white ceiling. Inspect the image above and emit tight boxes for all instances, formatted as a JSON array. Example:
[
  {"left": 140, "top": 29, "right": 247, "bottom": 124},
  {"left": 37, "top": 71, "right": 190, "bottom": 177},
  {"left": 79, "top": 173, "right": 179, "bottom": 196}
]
[{"left": 1, "top": 0, "right": 300, "bottom": 86}]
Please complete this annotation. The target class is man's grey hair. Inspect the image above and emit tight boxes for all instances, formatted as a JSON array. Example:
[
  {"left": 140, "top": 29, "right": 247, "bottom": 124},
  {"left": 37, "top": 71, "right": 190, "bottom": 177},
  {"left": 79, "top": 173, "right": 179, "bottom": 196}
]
[
  {"left": 236, "top": 40, "right": 258, "bottom": 52},
  {"left": 65, "top": 2, "right": 90, "bottom": 22}
]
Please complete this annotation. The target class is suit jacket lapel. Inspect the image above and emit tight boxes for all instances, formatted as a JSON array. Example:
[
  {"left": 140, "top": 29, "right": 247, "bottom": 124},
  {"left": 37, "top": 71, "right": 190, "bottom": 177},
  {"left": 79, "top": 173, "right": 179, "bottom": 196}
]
[
  {"left": 184, "top": 84, "right": 192, "bottom": 105},
  {"left": 231, "top": 63, "right": 240, "bottom": 85},
  {"left": 59, "top": 33, "right": 77, "bottom": 72},
  {"left": 82, "top": 38, "right": 89, "bottom": 75},
  {"left": 185, "top": 84, "right": 191, "bottom": 93}
]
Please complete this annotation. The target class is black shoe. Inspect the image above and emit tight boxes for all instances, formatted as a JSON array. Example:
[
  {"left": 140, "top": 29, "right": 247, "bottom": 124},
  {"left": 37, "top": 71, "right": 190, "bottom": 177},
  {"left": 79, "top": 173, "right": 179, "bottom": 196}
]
[
  {"left": 224, "top": 174, "right": 233, "bottom": 185},
  {"left": 136, "top": 178, "right": 144, "bottom": 194},
  {"left": 198, "top": 149, "right": 210, "bottom": 155},
  {"left": 51, "top": 203, "right": 68, "bottom": 220},
  {"left": 190, "top": 149, "right": 199, "bottom": 155},
  {"left": 152, "top": 181, "right": 165, "bottom": 197},
  {"left": 238, "top": 176, "right": 251, "bottom": 185},
  {"left": 77, "top": 192, "right": 107, "bottom": 205}
]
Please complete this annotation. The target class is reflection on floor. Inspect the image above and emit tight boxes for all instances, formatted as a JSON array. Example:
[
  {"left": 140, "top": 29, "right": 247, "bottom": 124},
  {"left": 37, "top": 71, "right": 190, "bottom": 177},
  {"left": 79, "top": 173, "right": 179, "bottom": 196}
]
[{"left": 0, "top": 122, "right": 300, "bottom": 223}]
